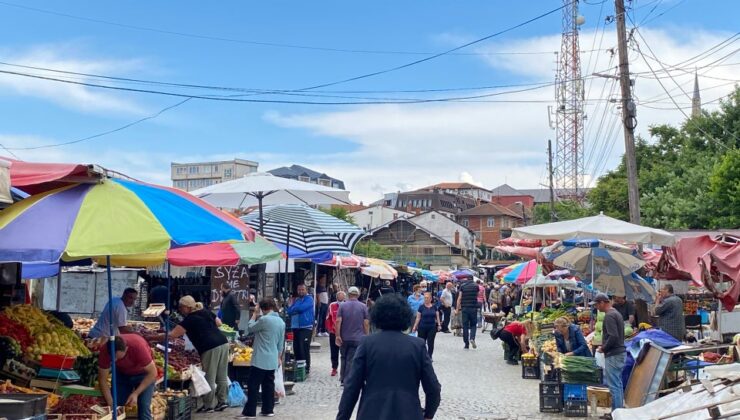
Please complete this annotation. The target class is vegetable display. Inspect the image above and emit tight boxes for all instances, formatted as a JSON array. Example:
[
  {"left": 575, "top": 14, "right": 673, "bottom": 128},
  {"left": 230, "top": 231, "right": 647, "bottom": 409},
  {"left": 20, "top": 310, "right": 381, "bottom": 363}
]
[
  {"left": 0, "top": 314, "right": 34, "bottom": 351},
  {"left": 557, "top": 355, "right": 602, "bottom": 384},
  {"left": 52, "top": 395, "right": 104, "bottom": 415}
]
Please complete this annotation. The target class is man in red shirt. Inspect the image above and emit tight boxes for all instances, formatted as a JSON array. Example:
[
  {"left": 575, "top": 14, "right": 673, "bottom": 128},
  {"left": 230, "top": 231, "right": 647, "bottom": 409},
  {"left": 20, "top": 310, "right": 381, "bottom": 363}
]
[
  {"left": 98, "top": 335, "right": 158, "bottom": 419},
  {"left": 325, "top": 291, "right": 346, "bottom": 377}
]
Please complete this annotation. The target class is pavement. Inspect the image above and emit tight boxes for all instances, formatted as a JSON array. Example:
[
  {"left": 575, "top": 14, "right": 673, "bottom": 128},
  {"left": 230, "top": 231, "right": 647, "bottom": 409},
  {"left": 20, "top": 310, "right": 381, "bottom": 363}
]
[{"left": 197, "top": 329, "right": 568, "bottom": 420}]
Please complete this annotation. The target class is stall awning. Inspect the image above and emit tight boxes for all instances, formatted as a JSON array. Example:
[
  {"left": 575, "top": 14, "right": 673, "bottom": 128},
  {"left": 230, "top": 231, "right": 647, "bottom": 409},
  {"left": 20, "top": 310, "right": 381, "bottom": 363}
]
[{"left": 1, "top": 157, "right": 100, "bottom": 194}]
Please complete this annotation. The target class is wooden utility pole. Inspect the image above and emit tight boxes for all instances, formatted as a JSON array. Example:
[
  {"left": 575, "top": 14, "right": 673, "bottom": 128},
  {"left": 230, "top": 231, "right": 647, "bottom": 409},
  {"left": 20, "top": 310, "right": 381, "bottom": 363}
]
[
  {"left": 548, "top": 139, "right": 557, "bottom": 222},
  {"left": 615, "top": 0, "right": 641, "bottom": 224}
]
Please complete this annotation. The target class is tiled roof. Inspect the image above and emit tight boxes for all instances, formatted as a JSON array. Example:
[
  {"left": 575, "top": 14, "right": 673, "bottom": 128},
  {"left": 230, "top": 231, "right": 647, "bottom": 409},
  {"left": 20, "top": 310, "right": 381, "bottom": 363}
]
[
  {"left": 459, "top": 203, "right": 523, "bottom": 218},
  {"left": 422, "top": 182, "right": 490, "bottom": 191}
]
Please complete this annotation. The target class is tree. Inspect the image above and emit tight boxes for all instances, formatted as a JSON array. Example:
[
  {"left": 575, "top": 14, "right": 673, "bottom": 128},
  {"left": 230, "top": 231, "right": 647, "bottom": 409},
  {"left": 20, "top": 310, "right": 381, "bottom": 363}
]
[
  {"left": 709, "top": 149, "right": 740, "bottom": 228},
  {"left": 532, "top": 200, "right": 595, "bottom": 224},
  {"left": 354, "top": 239, "right": 394, "bottom": 260},
  {"left": 321, "top": 206, "right": 356, "bottom": 225}
]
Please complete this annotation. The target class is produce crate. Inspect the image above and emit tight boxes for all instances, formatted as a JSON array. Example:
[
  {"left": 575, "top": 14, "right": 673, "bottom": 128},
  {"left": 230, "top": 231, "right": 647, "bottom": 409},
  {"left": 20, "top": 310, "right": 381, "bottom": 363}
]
[
  {"left": 521, "top": 364, "right": 540, "bottom": 380},
  {"left": 539, "top": 382, "right": 563, "bottom": 397},
  {"left": 166, "top": 395, "right": 192, "bottom": 420},
  {"left": 41, "top": 354, "right": 77, "bottom": 370},
  {"left": 0, "top": 393, "right": 48, "bottom": 419},
  {"left": 541, "top": 365, "right": 561, "bottom": 382},
  {"left": 563, "top": 384, "right": 587, "bottom": 400},
  {"left": 587, "top": 386, "right": 612, "bottom": 408},
  {"left": 521, "top": 355, "right": 538, "bottom": 367},
  {"left": 539, "top": 394, "right": 563, "bottom": 413},
  {"left": 564, "top": 399, "right": 588, "bottom": 417}
]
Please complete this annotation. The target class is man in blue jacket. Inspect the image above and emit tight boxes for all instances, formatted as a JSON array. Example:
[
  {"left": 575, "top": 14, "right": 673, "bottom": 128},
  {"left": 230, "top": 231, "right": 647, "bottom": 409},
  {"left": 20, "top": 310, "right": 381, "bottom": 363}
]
[{"left": 287, "top": 284, "right": 315, "bottom": 375}]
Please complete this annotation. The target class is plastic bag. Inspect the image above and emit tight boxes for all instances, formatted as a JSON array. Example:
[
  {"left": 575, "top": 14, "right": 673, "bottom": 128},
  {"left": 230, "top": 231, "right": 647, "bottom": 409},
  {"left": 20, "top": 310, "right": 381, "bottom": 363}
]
[
  {"left": 275, "top": 369, "right": 286, "bottom": 399},
  {"left": 227, "top": 381, "right": 246, "bottom": 407},
  {"left": 190, "top": 365, "right": 212, "bottom": 397},
  {"left": 595, "top": 351, "right": 605, "bottom": 369}
]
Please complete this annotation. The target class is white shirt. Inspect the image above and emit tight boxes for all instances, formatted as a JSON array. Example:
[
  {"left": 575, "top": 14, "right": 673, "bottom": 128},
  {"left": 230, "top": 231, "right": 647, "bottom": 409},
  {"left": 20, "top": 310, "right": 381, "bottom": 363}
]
[
  {"left": 88, "top": 298, "right": 129, "bottom": 339},
  {"left": 440, "top": 289, "right": 453, "bottom": 307},
  {"left": 319, "top": 291, "right": 329, "bottom": 305}
]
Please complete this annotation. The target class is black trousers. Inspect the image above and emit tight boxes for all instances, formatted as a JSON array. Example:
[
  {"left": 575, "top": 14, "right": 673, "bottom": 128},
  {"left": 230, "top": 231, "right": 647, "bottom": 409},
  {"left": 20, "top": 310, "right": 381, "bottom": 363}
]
[
  {"left": 329, "top": 333, "right": 339, "bottom": 369},
  {"left": 440, "top": 306, "right": 452, "bottom": 332},
  {"left": 499, "top": 330, "right": 520, "bottom": 361},
  {"left": 417, "top": 326, "right": 437, "bottom": 358},
  {"left": 242, "top": 366, "right": 275, "bottom": 417},
  {"left": 316, "top": 303, "right": 329, "bottom": 333},
  {"left": 292, "top": 328, "right": 312, "bottom": 373}
]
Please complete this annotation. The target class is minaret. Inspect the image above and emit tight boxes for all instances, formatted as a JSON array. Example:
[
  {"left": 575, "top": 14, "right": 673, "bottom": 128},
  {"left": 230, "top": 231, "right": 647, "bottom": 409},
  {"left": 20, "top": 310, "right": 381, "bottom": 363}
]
[{"left": 692, "top": 71, "right": 701, "bottom": 118}]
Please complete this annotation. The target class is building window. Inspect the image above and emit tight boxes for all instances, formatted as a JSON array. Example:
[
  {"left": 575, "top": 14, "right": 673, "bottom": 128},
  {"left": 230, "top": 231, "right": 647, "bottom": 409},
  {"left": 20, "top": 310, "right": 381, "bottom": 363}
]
[
  {"left": 299, "top": 176, "right": 310, "bottom": 183},
  {"left": 188, "top": 166, "right": 198, "bottom": 174},
  {"left": 393, "top": 213, "right": 398, "bottom": 220},
  {"left": 318, "top": 179, "right": 331, "bottom": 187},
  {"left": 487, "top": 217, "right": 495, "bottom": 228},
  {"left": 213, "top": 165, "right": 219, "bottom": 173},
  {"left": 462, "top": 218, "right": 469, "bottom": 227},
  {"left": 423, "top": 247, "right": 433, "bottom": 256},
  {"left": 224, "top": 168, "right": 233, "bottom": 178}
]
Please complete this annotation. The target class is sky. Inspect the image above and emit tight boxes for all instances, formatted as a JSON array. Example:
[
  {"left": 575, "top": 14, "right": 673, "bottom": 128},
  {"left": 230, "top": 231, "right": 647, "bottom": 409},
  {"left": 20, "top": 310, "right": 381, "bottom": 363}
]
[{"left": 0, "top": 0, "right": 738, "bottom": 204}]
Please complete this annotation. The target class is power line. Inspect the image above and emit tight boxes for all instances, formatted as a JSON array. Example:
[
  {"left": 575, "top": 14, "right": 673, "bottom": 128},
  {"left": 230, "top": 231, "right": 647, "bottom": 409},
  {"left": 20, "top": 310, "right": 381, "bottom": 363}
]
[{"left": 0, "top": 0, "right": 588, "bottom": 58}]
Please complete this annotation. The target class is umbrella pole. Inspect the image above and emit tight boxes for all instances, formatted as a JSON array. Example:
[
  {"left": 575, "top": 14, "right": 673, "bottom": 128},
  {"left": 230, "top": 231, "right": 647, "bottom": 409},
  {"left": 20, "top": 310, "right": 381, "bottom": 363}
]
[
  {"left": 164, "top": 262, "right": 171, "bottom": 390},
  {"left": 106, "top": 256, "right": 118, "bottom": 420},
  {"left": 284, "top": 225, "right": 291, "bottom": 298},
  {"left": 258, "top": 193, "right": 265, "bottom": 236}
]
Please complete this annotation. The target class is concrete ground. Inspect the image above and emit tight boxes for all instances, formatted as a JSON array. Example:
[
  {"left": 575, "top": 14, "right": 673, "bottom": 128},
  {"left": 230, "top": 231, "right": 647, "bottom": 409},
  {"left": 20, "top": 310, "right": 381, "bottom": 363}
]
[{"left": 197, "top": 329, "right": 569, "bottom": 420}]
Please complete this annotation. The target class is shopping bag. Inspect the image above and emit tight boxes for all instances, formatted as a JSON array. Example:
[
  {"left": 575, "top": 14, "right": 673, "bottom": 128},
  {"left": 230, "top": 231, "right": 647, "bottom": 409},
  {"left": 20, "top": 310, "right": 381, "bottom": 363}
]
[
  {"left": 274, "top": 369, "right": 286, "bottom": 398},
  {"left": 595, "top": 351, "right": 605, "bottom": 369},
  {"left": 227, "top": 381, "right": 246, "bottom": 407},
  {"left": 190, "top": 365, "right": 212, "bottom": 397}
]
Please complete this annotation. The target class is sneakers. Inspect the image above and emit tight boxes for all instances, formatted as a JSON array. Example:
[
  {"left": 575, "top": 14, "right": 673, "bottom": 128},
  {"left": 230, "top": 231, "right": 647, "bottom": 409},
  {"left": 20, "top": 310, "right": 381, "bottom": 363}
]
[
  {"left": 471, "top": 340, "right": 477, "bottom": 349},
  {"left": 506, "top": 359, "right": 518, "bottom": 365},
  {"left": 317, "top": 332, "right": 329, "bottom": 337},
  {"left": 215, "top": 403, "right": 229, "bottom": 412},
  {"left": 260, "top": 413, "right": 275, "bottom": 417},
  {"left": 330, "top": 368, "right": 337, "bottom": 376},
  {"left": 464, "top": 344, "right": 469, "bottom": 349}
]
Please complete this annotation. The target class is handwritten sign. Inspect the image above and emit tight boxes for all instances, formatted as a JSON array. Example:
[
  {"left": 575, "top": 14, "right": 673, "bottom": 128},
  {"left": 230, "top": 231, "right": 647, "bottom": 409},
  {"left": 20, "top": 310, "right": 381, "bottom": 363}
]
[{"left": 210, "top": 265, "right": 252, "bottom": 308}]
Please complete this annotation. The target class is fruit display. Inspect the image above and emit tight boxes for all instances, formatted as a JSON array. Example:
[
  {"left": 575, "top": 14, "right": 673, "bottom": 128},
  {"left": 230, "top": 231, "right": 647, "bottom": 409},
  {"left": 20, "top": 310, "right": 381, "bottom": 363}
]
[
  {"left": 151, "top": 393, "right": 168, "bottom": 419},
  {"left": 52, "top": 394, "right": 104, "bottom": 415},
  {"left": 624, "top": 325, "right": 634, "bottom": 337},
  {"left": 540, "top": 339, "right": 557, "bottom": 354},
  {"left": 153, "top": 351, "right": 178, "bottom": 379},
  {"left": 3, "top": 305, "right": 91, "bottom": 359},
  {"left": 0, "top": 336, "right": 22, "bottom": 361},
  {"left": 233, "top": 346, "right": 253, "bottom": 365},
  {"left": 219, "top": 324, "right": 236, "bottom": 333},
  {"left": 0, "top": 313, "right": 34, "bottom": 351},
  {"left": 577, "top": 311, "right": 591, "bottom": 323},
  {"left": 592, "top": 311, "right": 604, "bottom": 345},
  {"left": 684, "top": 301, "right": 699, "bottom": 314},
  {"left": 0, "top": 379, "right": 61, "bottom": 409},
  {"left": 638, "top": 322, "right": 653, "bottom": 331},
  {"left": 72, "top": 318, "right": 95, "bottom": 336}
]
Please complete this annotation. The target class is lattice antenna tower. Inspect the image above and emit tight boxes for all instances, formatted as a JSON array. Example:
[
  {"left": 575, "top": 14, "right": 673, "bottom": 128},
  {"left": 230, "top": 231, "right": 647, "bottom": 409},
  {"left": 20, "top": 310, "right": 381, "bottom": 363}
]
[{"left": 554, "top": 0, "right": 585, "bottom": 199}]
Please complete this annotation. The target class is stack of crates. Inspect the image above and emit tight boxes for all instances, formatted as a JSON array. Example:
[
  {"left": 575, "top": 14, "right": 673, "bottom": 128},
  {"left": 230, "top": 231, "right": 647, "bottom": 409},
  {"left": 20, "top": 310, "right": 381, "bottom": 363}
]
[
  {"left": 563, "top": 384, "right": 588, "bottom": 417},
  {"left": 538, "top": 382, "right": 563, "bottom": 413}
]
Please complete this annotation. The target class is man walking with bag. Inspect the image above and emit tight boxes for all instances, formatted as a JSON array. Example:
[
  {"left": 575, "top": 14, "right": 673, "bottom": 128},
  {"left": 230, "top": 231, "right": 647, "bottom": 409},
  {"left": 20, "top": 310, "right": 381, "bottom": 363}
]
[
  {"left": 239, "top": 299, "right": 285, "bottom": 419},
  {"left": 439, "top": 282, "right": 454, "bottom": 333}
]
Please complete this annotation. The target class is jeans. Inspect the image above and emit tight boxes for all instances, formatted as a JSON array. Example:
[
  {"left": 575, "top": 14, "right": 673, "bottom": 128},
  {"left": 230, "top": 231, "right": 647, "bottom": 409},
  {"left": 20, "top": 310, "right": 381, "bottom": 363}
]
[
  {"left": 316, "top": 303, "right": 329, "bottom": 333},
  {"left": 242, "top": 366, "right": 275, "bottom": 417},
  {"left": 329, "top": 333, "right": 340, "bottom": 369},
  {"left": 440, "top": 307, "right": 451, "bottom": 332},
  {"left": 499, "top": 330, "right": 520, "bottom": 361},
  {"left": 477, "top": 302, "right": 483, "bottom": 327},
  {"left": 115, "top": 373, "right": 155, "bottom": 420},
  {"left": 200, "top": 343, "right": 230, "bottom": 410},
  {"left": 461, "top": 308, "right": 477, "bottom": 346},
  {"left": 417, "top": 326, "right": 437, "bottom": 359},
  {"left": 293, "top": 328, "right": 313, "bottom": 373},
  {"left": 340, "top": 341, "right": 359, "bottom": 383},
  {"left": 605, "top": 352, "right": 626, "bottom": 410}
]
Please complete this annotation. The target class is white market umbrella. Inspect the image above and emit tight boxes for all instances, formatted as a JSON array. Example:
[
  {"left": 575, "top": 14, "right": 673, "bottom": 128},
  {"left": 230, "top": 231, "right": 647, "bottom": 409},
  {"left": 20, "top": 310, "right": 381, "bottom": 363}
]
[
  {"left": 523, "top": 275, "right": 580, "bottom": 290},
  {"left": 192, "top": 172, "right": 352, "bottom": 235},
  {"left": 361, "top": 258, "right": 398, "bottom": 280},
  {"left": 511, "top": 212, "right": 675, "bottom": 246}
]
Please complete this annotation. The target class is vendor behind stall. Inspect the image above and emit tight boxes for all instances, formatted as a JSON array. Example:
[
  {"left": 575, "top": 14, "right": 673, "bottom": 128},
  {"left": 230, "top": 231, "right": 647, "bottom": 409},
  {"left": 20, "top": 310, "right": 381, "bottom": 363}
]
[
  {"left": 98, "top": 335, "right": 157, "bottom": 420},
  {"left": 612, "top": 295, "right": 636, "bottom": 328},
  {"left": 163, "top": 296, "right": 229, "bottom": 413},
  {"left": 553, "top": 317, "right": 592, "bottom": 357},
  {"left": 88, "top": 288, "right": 138, "bottom": 339}
]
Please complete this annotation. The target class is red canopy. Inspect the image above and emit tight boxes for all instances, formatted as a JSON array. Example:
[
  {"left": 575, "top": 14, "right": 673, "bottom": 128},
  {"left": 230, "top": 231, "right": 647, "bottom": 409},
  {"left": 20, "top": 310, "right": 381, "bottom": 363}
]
[{"left": 1, "top": 157, "right": 98, "bottom": 194}]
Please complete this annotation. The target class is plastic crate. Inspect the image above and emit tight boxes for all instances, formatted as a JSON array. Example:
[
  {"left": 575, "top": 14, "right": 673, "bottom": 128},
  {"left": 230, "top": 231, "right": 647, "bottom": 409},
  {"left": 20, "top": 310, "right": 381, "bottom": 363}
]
[
  {"left": 542, "top": 366, "right": 561, "bottom": 382},
  {"left": 564, "top": 399, "right": 588, "bottom": 417},
  {"left": 521, "top": 364, "right": 540, "bottom": 379},
  {"left": 41, "top": 354, "right": 77, "bottom": 370},
  {"left": 539, "top": 382, "right": 563, "bottom": 397},
  {"left": 166, "top": 395, "right": 192, "bottom": 420},
  {"left": 0, "top": 393, "right": 48, "bottom": 419},
  {"left": 539, "top": 394, "right": 563, "bottom": 413},
  {"left": 563, "top": 384, "right": 588, "bottom": 400},
  {"left": 228, "top": 364, "right": 251, "bottom": 384},
  {"left": 521, "top": 355, "right": 538, "bottom": 367}
]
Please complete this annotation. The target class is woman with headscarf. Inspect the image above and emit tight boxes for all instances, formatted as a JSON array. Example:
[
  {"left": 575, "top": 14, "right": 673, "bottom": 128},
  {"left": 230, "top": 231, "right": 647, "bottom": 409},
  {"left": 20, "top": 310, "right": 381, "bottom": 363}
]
[{"left": 160, "top": 296, "right": 229, "bottom": 413}]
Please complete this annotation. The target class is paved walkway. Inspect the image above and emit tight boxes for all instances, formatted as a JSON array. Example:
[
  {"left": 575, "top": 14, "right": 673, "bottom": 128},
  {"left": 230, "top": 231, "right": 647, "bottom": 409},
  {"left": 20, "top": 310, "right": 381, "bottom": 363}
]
[{"left": 199, "top": 329, "right": 564, "bottom": 420}]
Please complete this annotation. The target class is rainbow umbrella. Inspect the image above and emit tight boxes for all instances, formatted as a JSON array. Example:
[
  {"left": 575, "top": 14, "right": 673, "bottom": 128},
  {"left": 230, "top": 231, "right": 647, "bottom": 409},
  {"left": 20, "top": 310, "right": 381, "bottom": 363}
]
[
  {"left": 495, "top": 259, "right": 541, "bottom": 284},
  {"left": 0, "top": 178, "right": 261, "bottom": 419}
]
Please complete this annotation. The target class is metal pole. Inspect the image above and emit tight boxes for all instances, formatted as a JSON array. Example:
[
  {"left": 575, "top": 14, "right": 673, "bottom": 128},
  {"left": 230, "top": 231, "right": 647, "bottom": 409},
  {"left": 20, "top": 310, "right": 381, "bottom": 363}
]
[
  {"left": 258, "top": 193, "right": 265, "bottom": 236},
  {"left": 284, "top": 225, "right": 291, "bottom": 295},
  {"left": 615, "top": 0, "right": 641, "bottom": 224},
  {"left": 548, "top": 139, "right": 557, "bottom": 221},
  {"left": 164, "top": 263, "right": 171, "bottom": 390},
  {"left": 106, "top": 256, "right": 118, "bottom": 420}
]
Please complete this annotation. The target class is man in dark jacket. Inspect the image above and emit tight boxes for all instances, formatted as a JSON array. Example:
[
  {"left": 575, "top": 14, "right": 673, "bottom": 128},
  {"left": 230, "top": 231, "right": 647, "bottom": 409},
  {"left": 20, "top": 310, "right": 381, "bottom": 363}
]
[
  {"left": 336, "top": 294, "right": 440, "bottom": 420},
  {"left": 219, "top": 283, "right": 241, "bottom": 330},
  {"left": 456, "top": 275, "right": 480, "bottom": 349},
  {"left": 594, "top": 293, "right": 625, "bottom": 413}
]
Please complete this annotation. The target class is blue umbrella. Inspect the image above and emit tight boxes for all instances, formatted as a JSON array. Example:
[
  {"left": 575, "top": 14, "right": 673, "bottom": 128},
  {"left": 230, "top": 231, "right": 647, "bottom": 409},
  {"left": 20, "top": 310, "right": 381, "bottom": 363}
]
[
  {"left": 544, "top": 238, "right": 653, "bottom": 301},
  {"left": 451, "top": 268, "right": 476, "bottom": 279}
]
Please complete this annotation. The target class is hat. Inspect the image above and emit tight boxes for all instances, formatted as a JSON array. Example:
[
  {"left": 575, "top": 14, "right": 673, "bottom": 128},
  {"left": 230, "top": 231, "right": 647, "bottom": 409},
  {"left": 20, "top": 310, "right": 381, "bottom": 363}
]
[
  {"left": 179, "top": 295, "right": 197, "bottom": 308},
  {"left": 593, "top": 293, "right": 611, "bottom": 303},
  {"left": 348, "top": 286, "right": 360, "bottom": 296}
]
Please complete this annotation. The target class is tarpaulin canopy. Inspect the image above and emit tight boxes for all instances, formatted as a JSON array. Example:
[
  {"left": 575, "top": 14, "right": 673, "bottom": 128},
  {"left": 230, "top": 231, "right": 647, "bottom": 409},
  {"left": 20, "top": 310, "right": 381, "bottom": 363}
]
[
  {"left": 512, "top": 212, "right": 676, "bottom": 246},
  {"left": 494, "top": 245, "right": 539, "bottom": 259},
  {"left": 1, "top": 157, "right": 100, "bottom": 194}
]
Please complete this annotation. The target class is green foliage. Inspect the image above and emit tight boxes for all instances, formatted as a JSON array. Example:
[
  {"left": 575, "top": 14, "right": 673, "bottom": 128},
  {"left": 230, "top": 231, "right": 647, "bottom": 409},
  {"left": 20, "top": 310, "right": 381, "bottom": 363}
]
[
  {"left": 532, "top": 201, "right": 595, "bottom": 224},
  {"left": 321, "top": 206, "right": 356, "bottom": 225},
  {"left": 588, "top": 87, "right": 740, "bottom": 229},
  {"left": 354, "top": 239, "right": 394, "bottom": 260}
]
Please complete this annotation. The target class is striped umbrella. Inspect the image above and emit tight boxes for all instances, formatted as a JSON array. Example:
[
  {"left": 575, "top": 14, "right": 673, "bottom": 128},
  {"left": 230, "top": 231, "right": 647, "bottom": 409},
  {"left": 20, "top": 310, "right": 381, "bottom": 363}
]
[
  {"left": 494, "top": 260, "right": 541, "bottom": 284},
  {"left": 241, "top": 204, "right": 366, "bottom": 253}
]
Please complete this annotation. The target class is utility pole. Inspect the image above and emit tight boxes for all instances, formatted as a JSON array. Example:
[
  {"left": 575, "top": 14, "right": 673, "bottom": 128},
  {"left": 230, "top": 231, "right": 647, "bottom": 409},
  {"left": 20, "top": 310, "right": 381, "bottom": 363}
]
[
  {"left": 615, "top": 0, "right": 641, "bottom": 224},
  {"left": 548, "top": 139, "right": 557, "bottom": 222}
]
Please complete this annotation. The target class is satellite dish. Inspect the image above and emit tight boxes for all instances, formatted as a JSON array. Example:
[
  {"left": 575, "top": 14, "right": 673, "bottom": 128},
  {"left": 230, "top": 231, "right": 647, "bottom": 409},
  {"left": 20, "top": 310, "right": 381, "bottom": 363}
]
[{"left": 576, "top": 15, "right": 586, "bottom": 26}]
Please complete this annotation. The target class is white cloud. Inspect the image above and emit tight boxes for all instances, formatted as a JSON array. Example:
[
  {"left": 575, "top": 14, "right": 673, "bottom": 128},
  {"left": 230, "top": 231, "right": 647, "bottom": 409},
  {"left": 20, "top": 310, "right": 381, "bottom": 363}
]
[{"left": 0, "top": 43, "right": 147, "bottom": 115}]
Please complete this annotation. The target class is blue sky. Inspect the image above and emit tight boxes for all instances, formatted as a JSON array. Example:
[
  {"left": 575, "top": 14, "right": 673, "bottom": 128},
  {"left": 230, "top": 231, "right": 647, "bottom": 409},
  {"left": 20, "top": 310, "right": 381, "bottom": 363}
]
[{"left": 1, "top": 0, "right": 738, "bottom": 203}]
